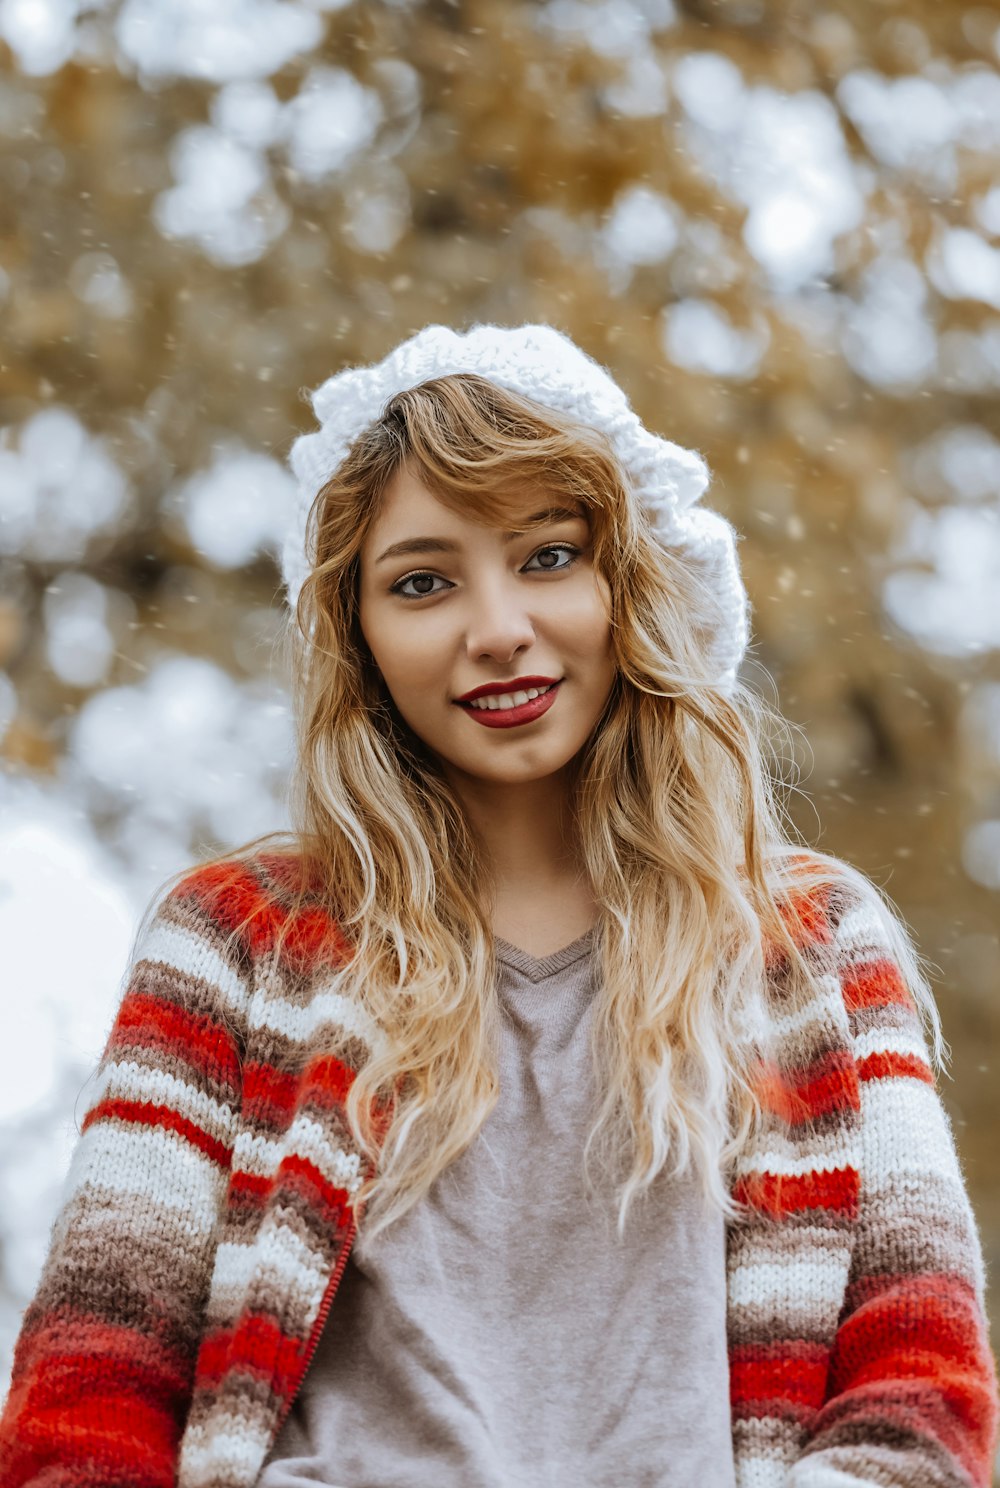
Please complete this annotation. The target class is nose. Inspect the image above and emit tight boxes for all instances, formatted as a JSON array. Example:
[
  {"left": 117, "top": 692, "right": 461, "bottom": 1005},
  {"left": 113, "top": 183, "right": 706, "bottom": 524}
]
[{"left": 462, "top": 575, "right": 537, "bottom": 662}]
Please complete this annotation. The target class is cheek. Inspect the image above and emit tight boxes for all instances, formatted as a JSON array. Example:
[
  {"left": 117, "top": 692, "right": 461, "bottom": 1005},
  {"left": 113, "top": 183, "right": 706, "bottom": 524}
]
[
  {"left": 562, "top": 581, "right": 613, "bottom": 653},
  {"left": 367, "top": 614, "right": 442, "bottom": 690}
]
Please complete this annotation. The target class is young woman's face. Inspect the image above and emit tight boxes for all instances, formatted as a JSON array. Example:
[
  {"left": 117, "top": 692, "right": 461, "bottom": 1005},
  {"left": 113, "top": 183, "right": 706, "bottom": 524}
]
[{"left": 357, "top": 465, "right": 617, "bottom": 790}]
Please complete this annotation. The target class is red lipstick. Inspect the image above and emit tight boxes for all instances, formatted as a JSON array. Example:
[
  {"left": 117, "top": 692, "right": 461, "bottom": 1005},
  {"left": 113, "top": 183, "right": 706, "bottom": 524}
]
[
  {"left": 454, "top": 675, "right": 560, "bottom": 703},
  {"left": 456, "top": 679, "right": 563, "bottom": 729}
]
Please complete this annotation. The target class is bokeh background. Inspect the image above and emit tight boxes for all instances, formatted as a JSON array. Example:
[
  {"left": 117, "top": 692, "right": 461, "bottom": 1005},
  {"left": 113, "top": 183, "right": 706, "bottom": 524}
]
[{"left": 2, "top": 0, "right": 999, "bottom": 1459}]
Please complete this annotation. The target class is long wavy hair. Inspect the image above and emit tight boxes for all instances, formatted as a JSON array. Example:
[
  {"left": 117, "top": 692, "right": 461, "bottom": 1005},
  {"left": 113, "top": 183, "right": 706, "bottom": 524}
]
[{"left": 158, "top": 371, "right": 943, "bottom": 1240}]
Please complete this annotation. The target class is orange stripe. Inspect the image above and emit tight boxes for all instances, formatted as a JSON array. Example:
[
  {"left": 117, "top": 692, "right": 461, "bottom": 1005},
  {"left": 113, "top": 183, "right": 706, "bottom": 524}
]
[
  {"left": 841, "top": 955, "right": 913, "bottom": 1014},
  {"left": 753, "top": 1051, "right": 860, "bottom": 1125},
  {"left": 733, "top": 1165, "right": 859, "bottom": 1218},
  {"left": 858, "top": 1049, "right": 933, "bottom": 1084}
]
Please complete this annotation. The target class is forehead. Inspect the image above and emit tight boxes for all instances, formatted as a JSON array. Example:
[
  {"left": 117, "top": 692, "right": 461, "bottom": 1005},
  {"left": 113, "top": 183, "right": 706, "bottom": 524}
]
[
  {"left": 371, "top": 465, "right": 455, "bottom": 531},
  {"left": 364, "top": 463, "right": 581, "bottom": 544}
]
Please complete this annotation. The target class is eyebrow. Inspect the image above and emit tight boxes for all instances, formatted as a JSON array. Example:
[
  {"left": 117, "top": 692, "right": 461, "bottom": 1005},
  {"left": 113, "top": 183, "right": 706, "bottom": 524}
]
[{"left": 375, "top": 506, "right": 586, "bottom": 566}]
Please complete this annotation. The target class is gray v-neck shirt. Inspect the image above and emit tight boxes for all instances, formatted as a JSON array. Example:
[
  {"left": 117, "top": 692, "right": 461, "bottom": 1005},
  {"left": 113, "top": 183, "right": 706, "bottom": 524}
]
[{"left": 258, "top": 928, "right": 735, "bottom": 1487}]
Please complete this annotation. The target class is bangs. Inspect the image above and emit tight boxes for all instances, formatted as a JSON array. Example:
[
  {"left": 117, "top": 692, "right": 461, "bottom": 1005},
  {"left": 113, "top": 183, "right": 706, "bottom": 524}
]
[{"left": 374, "top": 373, "right": 625, "bottom": 538}]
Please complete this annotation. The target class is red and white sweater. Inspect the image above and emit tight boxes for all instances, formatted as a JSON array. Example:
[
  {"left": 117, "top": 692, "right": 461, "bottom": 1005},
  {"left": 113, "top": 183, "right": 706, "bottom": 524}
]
[{"left": 0, "top": 853, "right": 996, "bottom": 1487}]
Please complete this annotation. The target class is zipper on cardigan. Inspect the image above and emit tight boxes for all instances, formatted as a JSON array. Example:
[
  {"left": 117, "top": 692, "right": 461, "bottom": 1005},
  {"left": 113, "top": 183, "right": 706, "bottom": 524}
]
[{"left": 271, "top": 1210, "right": 358, "bottom": 1442}]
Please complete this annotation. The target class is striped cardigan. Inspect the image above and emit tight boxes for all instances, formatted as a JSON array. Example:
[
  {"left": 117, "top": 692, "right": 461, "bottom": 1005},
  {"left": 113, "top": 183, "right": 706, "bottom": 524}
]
[{"left": 0, "top": 853, "right": 996, "bottom": 1488}]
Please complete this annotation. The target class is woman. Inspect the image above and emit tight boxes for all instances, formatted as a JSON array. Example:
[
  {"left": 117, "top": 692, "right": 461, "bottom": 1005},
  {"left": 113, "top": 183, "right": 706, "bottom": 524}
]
[{"left": 1, "top": 322, "right": 996, "bottom": 1487}]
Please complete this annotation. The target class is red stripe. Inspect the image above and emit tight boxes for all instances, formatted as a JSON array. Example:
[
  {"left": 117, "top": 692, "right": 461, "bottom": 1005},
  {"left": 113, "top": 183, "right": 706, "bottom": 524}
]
[
  {"left": 733, "top": 1165, "right": 860, "bottom": 1219},
  {"left": 243, "top": 1060, "right": 300, "bottom": 1124},
  {"left": 227, "top": 1159, "right": 353, "bottom": 1234},
  {"left": 281, "top": 904, "right": 354, "bottom": 971},
  {"left": 841, "top": 955, "right": 914, "bottom": 1014},
  {"left": 1, "top": 1316, "right": 188, "bottom": 1488},
  {"left": 299, "top": 1053, "right": 356, "bottom": 1109},
  {"left": 227, "top": 1152, "right": 353, "bottom": 1224},
  {"left": 177, "top": 860, "right": 345, "bottom": 968},
  {"left": 3, "top": 1398, "right": 176, "bottom": 1487},
  {"left": 831, "top": 1277, "right": 989, "bottom": 1395},
  {"left": 10, "top": 1309, "right": 190, "bottom": 1391},
  {"left": 828, "top": 1276, "right": 997, "bottom": 1484},
  {"left": 109, "top": 993, "right": 240, "bottom": 1087},
  {"left": 845, "top": 1271, "right": 976, "bottom": 1314},
  {"left": 228, "top": 1169, "right": 272, "bottom": 1210},
  {"left": 242, "top": 1053, "right": 356, "bottom": 1127},
  {"left": 764, "top": 881, "right": 835, "bottom": 970},
  {"left": 777, "top": 883, "right": 834, "bottom": 951},
  {"left": 236, "top": 1064, "right": 357, "bottom": 1173},
  {"left": 81, "top": 1098, "right": 231, "bottom": 1167},
  {"left": 730, "top": 1340, "right": 829, "bottom": 1412},
  {"left": 790, "top": 1049, "right": 859, "bottom": 1120},
  {"left": 210, "top": 871, "right": 349, "bottom": 971},
  {"left": 857, "top": 1049, "right": 933, "bottom": 1084},
  {"left": 754, "top": 1049, "right": 860, "bottom": 1125},
  {"left": 278, "top": 1153, "right": 352, "bottom": 1221},
  {"left": 180, "top": 860, "right": 272, "bottom": 940},
  {"left": 198, "top": 1311, "right": 304, "bottom": 1392},
  {"left": 177, "top": 857, "right": 354, "bottom": 974}
]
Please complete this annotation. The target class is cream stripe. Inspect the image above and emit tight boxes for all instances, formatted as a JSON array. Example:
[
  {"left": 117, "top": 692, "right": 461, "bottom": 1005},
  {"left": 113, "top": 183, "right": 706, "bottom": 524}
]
[
  {"left": 834, "top": 897, "right": 892, "bottom": 958},
  {"left": 209, "top": 1238, "right": 265, "bottom": 1295},
  {"left": 787, "top": 1465, "right": 872, "bottom": 1487},
  {"left": 761, "top": 973, "right": 844, "bottom": 1043},
  {"left": 205, "top": 1230, "right": 328, "bottom": 1327},
  {"left": 852, "top": 1025, "right": 929, "bottom": 1064},
  {"left": 179, "top": 1417, "right": 273, "bottom": 1486},
  {"left": 729, "top": 1252, "right": 847, "bottom": 1308},
  {"left": 734, "top": 1142, "right": 855, "bottom": 1179},
  {"left": 63, "top": 1124, "right": 225, "bottom": 1214},
  {"left": 733, "top": 1443, "right": 798, "bottom": 1487},
  {"left": 232, "top": 1116, "right": 363, "bottom": 1196},
  {"left": 287, "top": 1112, "right": 364, "bottom": 1194},
  {"left": 738, "top": 1460, "right": 798, "bottom": 1488},
  {"left": 231, "top": 1128, "right": 285, "bottom": 1177},
  {"left": 250, "top": 967, "right": 385, "bottom": 1058},
  {"left": 141, "top": 917, "right": 252, "bottom": 1017},
  {"left": 858, "top": 1080, "right": 958, "bottom": 1187},
  {"left": 94, "top": 1059, "right": 236, "bottom": 1145},
  {"left": 209, "top": 1228, "right": 324, "bottom": 1296}
]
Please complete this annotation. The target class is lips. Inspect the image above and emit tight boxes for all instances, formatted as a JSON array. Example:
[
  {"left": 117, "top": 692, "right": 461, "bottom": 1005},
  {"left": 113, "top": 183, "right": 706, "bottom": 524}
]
[
  {"left": 454, "top": 675, "right": 561, "bottom": 703},
  {"left": 458, "top": 679, "right": 562, "bottom": 729},
  {"left": 462, "top": 682, "right": 558, "bottom": 711}
]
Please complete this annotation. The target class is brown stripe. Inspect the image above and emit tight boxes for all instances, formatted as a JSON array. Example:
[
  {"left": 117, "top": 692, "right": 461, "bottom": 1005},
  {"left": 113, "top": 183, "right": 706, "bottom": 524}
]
[
  {"left": 19, "top": 1228, "right": 210, "bottom": 1358},
  {"left": 799, "top": 1424, "right": 966, "bottom": 1488},
  {"left": 851, "top": 1174, "right": 983, "bottom": 1284}
]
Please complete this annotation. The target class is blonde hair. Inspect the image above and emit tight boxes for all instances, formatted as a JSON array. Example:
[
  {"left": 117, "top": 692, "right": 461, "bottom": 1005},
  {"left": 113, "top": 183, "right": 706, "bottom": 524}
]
[{"left": 165, "top": 372, "right": 943, "bottom": 1239}]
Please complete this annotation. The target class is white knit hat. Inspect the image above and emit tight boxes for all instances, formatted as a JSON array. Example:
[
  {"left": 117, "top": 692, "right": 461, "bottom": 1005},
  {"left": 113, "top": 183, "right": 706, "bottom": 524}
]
[{"left": 284, "top": 321, "right": 750, "bottom": 691}]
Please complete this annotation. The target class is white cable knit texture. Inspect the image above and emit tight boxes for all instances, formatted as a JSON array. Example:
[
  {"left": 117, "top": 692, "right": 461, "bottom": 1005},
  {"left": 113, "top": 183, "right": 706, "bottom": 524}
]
[{"left": 284, "top": 321, "right": 751, "bottom": 690}]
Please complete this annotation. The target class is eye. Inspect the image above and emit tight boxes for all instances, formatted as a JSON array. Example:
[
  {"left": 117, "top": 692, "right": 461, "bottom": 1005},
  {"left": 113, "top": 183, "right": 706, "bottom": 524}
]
[
  {"left": 529, "top": 543, "right": 580, "bottom": 573},
  {"left": 388, "top": 543, "right": 582, "bottom": 601},
  {"left": 389, "top": 571, "right": 446, "bottom": 600}
]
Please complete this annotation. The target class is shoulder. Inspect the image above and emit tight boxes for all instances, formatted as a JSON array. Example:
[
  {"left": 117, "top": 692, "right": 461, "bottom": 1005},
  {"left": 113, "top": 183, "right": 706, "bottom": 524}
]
[
  {"left": 790, "top": 854, "right": 928, "bottom": 1031},
  {"left": 148, "top": 847, "right": 352, "bottom": 979},
  {"left": 762, "top": 848, "right": 936, "bottom": 1074},
  {"left": 765, "top": 847, "right": 907, "bottom": 966},
  {"left": 757, "top": 848, "right": 927, "bottom": 1051}
]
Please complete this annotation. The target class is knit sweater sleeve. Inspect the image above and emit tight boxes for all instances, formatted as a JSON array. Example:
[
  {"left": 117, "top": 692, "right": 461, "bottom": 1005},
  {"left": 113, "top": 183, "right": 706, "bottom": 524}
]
[
  {"left": 789, "top": 878, "right": 999, "bottom": 1488},
  {"left": 0, "top": 863, "right": 251, "bottom": 1488}
]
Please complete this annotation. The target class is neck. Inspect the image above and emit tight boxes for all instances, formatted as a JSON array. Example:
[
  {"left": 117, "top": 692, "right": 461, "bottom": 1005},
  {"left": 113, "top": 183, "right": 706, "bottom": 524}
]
[{"left": 445, "top": 764, "right": 586, "bottom": 894}]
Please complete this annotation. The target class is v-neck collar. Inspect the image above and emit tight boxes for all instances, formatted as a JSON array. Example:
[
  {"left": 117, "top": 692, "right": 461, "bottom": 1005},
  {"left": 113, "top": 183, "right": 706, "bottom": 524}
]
[{"left": 494, "top": 925, "right": 596, "bottom": 983}]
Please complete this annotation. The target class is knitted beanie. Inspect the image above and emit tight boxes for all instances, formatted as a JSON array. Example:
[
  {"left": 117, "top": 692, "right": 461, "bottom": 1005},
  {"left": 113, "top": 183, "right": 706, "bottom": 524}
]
[{"left": 284, "top": 321, "right": 750, "bottom": 691}]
